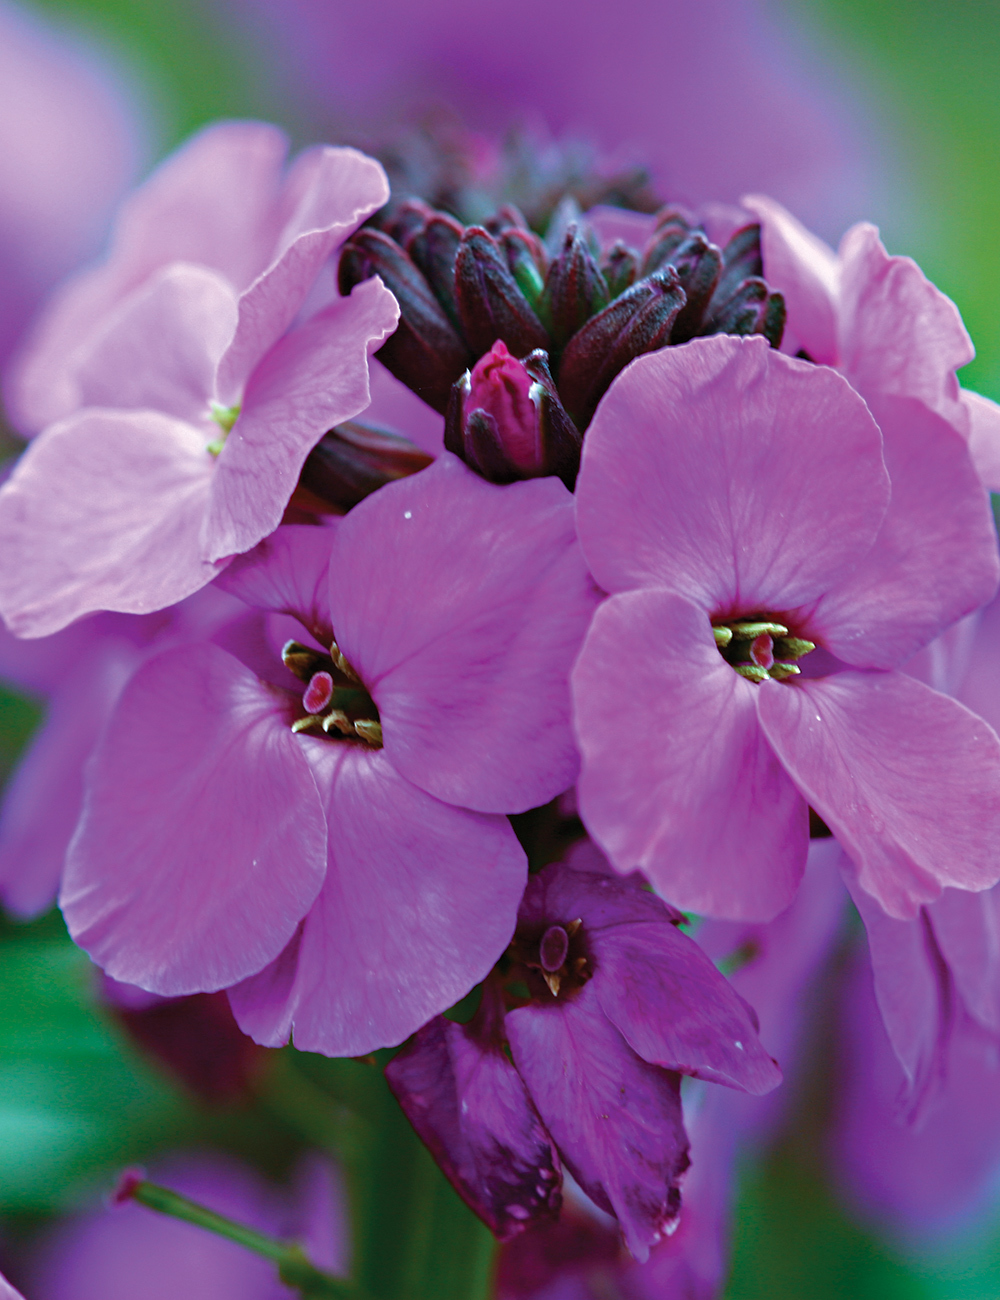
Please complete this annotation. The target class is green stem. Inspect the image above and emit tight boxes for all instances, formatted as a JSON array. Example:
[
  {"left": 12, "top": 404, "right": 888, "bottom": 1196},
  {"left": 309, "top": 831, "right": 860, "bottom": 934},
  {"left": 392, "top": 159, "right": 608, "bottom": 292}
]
[{"left": 123, "top": 1177, "right": 365, "bottom": 1299}]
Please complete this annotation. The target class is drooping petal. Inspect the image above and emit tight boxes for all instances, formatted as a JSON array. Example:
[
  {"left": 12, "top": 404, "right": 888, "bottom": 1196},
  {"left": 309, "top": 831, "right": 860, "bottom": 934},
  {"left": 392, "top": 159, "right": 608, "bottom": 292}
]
[
  {"left": 216, "top": 145, "right": 389, "bottom": 400},
  {"left": 0, "top": 410, "right": 222, "bottom": 636},
  {"left": 229, "top": 744, "right": 526, "bottom": 1055},
  {"left": 216, "top": 524, "right": 338, "bottom": 647},
  {"left": 329, "top": 454, "right": 599, "bottom": 814},
  {"left": 592, "top": 922, "right": 781, "bottom": 1094},
  {"left": 574, "top": 335, "right": 889, "bottom": 611},
  {"left": 60, "top": 642, "right": 327, "bottom": 994},
  {"left": 9, "top": 121, "right": 290, "bottom": 433},
  {"left": 72, "top": 263, "right": 238, "bottom": 424},
  {"left": 758, "top": 671, "right": 1000, "bottom": 918},
  {"left": 517, "top": 862, "right": 686, "bottom": 936},
  {"left": 928, "top": 886, "right": 1000, "bottom": 1036},
  {"left": 573, "top": 588, "right": 808, "bottom": 921},
  {"left": 203, "top": 277, "right": 398, "bottom": 561},
  {"left": 808, "top": 394, "right": 998, "bottom": 669},
  {"left": 837, "top": 222, "right": 973, "bottom": 428},
  {"left": 506, "top": 983, "right": 689, "bottom": 1262},
  {"left": 964, "top": 388, "right": 1000, "bottom": 492},
  {"left": 385, "top": 1013, "right": 562, "bottom": 1239},
  {"left": 741, "top": 194, "right": 839, "bottom": 364}
]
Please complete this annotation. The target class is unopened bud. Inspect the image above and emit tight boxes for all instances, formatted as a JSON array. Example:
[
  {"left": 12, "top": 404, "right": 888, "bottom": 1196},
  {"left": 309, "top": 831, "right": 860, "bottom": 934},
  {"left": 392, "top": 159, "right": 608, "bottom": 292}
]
[
  {"left": 640, "top": 210, "right": 692, "bottom": 277},
  {"left": 383, "top": 197, "right": 436, "bottom": 245},
  {"left": 444, "top": 342, "right": 582, "bottom": 488},
  {"left": 711, "top": 224, "right": 763, "bottom": 310},
  {"left": 667, "top": 232, "right": 723, "bottom": 342},
  {"left": 500, "top": 227, "right": 548, "bottom": 311},
  {"left": 405, "top": 213, "right": 465, "bottom": 328},
  {"left": 454, "top": 227, "right": 551, "bottom": 358},
  {"left": 704, "top": 278, "right": 786, "bottom": 348},
  {"left": 539, "top": 223, "right": 610, "bottom": 349},
  {"left": 295, "top": 420, "right": 433, "bottom": 515},
  {"left": 601, "top": 241, "right": 638, "bottom": 300}
]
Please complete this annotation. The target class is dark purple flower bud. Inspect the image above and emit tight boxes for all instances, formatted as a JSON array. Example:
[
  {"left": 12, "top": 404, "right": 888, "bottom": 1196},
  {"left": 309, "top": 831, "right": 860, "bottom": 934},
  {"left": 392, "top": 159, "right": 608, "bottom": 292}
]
[
  {"left": 666, "top": 231, "right": 724, "bottom": 343},
  {"left": 601, "top": 241, "right": 638, "bottom": 300},
  {"left": 500, "top": 227, "right": 549, "bottom": 312},
  {"left": 486, "top": 203, "right": 532, "bottom": 234},
  {"left": 539, "top": 224, "right": 610, "bottom": 350},
  {"left": 639, "top": 210, "right": 692, "bottom": 278},
  {"left": 386, "top": 996, "right": 562, "bottom": 1241},
  {"left": 557, "top": 268, "right": 687, "bottom": 429},
  {"left": 454, "top": 226, "right": 551, "bottom": 359},
  {"left": 711, "top": 222, "right": 764, "bottom": 308},
  {"left": 294, "top": 420, "right": 434, "bottom": 514},
  {"left": 405, "top": 212, "right": 465, "bottom": 328},
  {"left": 338, "top": 228, "right": 471, "bottom": 412},
  {"left": 705, "top": 276, "right": 787, "bottom": 347},
  {"left": 445, "top": 342, "right": 582, "bottom": 488},
  {"left": 383, "top": 196, "right": 437, "bottom": 245}
]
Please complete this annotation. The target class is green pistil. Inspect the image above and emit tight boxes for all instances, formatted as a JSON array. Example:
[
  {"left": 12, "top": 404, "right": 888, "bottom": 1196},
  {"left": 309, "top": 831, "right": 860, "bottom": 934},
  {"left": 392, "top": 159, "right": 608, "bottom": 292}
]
[
  {"left": 712, "top": 617, "right": 816, "bottom": 685},
  {"left": 206, "top": 401, "right": 241, "bottom": 455}
]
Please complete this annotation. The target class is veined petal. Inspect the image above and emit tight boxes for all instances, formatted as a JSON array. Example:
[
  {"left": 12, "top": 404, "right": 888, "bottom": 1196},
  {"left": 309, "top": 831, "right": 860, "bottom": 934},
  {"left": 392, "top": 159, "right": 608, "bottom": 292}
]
[
  {"left": 204, "top": 277, "right": 398, "bottom": 561},
  {"left": 0, "top": 409, "right": 223, "bottom": 636},
  {"left": 61, "top": 643, "right": 327, "bottom": 994},
  {"left": 229, "top": 746, "right": 526, "bottom": 1055},
  {"left": 758, "top": 671, "right": 1000, "bottom": 917},
  {"left": 216, "top": 525, "right": 338, "bottom": 647},
  {"left": 575, "top": 335, "right": 889, "bottom": 610},
  {"left": 573, "top": 588, "right": 808, "bottom": 921}
]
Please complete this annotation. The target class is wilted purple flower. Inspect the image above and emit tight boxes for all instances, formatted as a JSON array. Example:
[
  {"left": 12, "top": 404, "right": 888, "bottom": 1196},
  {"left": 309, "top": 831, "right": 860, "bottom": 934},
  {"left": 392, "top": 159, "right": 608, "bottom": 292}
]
[
  {"left": 60, "top": 456, "right": 598, "bottom": 1055},
  {"left": 0, "top": 121, "right": 398, "bottom": 637},
  {"left": 386, "top": 853, "right": 780, "bottom": 1261},
  {"left": 572, "top": 333, "right": 1000, "bottom": 922}
]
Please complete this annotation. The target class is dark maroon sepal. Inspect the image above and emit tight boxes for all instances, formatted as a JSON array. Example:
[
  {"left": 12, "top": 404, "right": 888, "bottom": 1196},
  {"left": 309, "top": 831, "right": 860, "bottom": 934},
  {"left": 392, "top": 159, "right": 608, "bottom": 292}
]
[
  {"left": 405, "top": 212, "right": 465, "bottom": 328},
  {"left": 704, "top": 277, "right": 786, "bottom": 347},
  {"left": 539, "top": 224, "right": 610, "bottom": 350},
  {"left": 666, "top": 231, "right": 724, "bottom": 342},
  {"left": 601, "top": 241, "right": 639, "bottom": 300},
  {"left": 500, "top": 227, "right": 549, "bottom": 311},
  {"left": 711, "top": 223, "right": 764, "bottom": 309},
  {"left": 295, "top": 420, "right": 434, "bottom": 513},
  {"left": 454, "top": 226, "right": 552, "bottom": 358},
  {"left": 557, "top": 268, "right": 687, "bottom": 429}
]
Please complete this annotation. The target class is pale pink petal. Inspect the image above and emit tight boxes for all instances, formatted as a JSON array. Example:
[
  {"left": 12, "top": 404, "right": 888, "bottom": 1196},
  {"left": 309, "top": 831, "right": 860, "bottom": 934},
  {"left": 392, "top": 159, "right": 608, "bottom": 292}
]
[
  {"left": 741, "top": 194, "right": 839, "bottom": 364},
  {"left": 808, "top": 394, "right": 998, "bottom": 669},
  {"left": 229, "top": 744, "right": 526, "bottom": 1055},
  {"left": 0, "top": 410, "right": 224, "bottom": 637},
  {"left": 837, "top": 222, "right": 973, "bottom": 427},
  {"left": 573, "top": 589, "right": 808, "bottom": 921},
  {"left": 204, "top": 277, "right": 398, "bottom": 560},
  {"left": 331, "top": 454, "right": 598, "bottom": 814},
  {"left": 585, "top": 205, "right": 657, "bottom": 254},
  {"left": 575, "top": 335, "right": 888, "bottom": 611},
  {"left": 365, "top": 358, "right": 445, "bottom": 456},
  {"left": 73, "top": 264, "right": 237, "bottom": 423},
  {"left": 216, "top": 525, "right": 339, "bottom": 647},
  {"left": 9, "top": 121, "right": 289, "bottom": 433},
  {"left": 61, "top": 643, "right": 327, "bottom": 994},
  {"left": 216, "top": 146, "right": 389, "bottom": 400},
  {"left": 0, "top": 1273, "right": 22, "bottom": 1300},
  {"left": 964, "top": 389, "right": 1000, "bottom": 492},
  {"left": 758, "top": 671, "right": 1000, "bottom": 918}
]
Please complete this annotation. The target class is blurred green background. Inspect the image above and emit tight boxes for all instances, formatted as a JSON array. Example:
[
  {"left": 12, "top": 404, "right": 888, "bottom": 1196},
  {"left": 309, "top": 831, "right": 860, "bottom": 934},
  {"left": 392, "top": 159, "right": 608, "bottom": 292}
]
[{"left": 4, "top": 0, "right": 1000, "bottom": 1294}]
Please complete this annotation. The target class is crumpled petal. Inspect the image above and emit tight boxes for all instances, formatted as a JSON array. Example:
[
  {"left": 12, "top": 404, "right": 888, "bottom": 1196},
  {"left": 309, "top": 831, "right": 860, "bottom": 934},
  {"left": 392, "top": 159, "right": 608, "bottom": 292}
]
[
  {"left": 592, "top": 921, "right": 781, "bottom": 1095},
  {"left": 573, "top": 588, "right": 808, "bottom": 921},
  {"left": 506, "top": 981, "right": 689, "bottom": 1262},
  {"left": 330, "top": 454, "right": 598, "bottom": 814},
  {"left": 575, "top": 335, "right": 888, "bottom": 611},
  {"left": 0, "top": 409, "right": 223, "bottom": 637},
  {"left": 229, "top": 744, "right": 526, "bottom": 1055},
  {"left": 741, "top": 193, "right": 839, "bottom": 364},
  {"left": 216, "top": 524, "right": 339, "bottom": 647},
  {"left": 837, "top": 221, "right": 973, "bottom": 428},
  {"left": 964, "top": 388, "right": 1000, "bottom": 492},
  {"left": 808, "top": 393, "right": 998, "bottom": 669},
  {"left": 216, "top": 145, "right": 389, "bottom": 401},
  {"left": 385, "top": 1011, "right": 562, "bottom": 1240},
  {"left": 204, "top": 276, "right": 398, "bottom": 561},
  {"left": 758, "top": 671, "right": 1000, "bottom": 917},
  {"left": 61, "top": 642, "right": 327, "bottom": 994}
]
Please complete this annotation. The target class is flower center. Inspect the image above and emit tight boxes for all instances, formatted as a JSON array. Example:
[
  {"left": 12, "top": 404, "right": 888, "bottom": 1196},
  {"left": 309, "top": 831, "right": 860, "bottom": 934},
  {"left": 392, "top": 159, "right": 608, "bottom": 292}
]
[
  {"left": 206, "top": 401, "right": 240, "bottom": 456},
  {"left": 712, "top": 618, "right": 815, "bottom": 684},
  {"left": 506, "top": 917, "right": 590, "bottom": 999},
  {"left": 282, "top": 639, "right": 382, "bottom": 746}
]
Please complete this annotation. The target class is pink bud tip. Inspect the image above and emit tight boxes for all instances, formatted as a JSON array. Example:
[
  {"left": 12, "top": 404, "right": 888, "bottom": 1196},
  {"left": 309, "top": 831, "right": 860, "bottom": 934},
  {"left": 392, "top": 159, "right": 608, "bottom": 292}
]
[
  {"left": 467, "top": 340, "right": 541, "bottom": 473},
  {"left": 111, "top": 1167, "right": 146, "bottom": 1206}
]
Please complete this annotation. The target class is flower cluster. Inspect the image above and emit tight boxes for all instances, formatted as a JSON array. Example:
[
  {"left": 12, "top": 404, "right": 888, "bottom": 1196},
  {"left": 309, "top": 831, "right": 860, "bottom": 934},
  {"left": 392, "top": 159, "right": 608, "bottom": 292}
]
[{"left": 3, "top": 115, "right": 1000, "bottom": 1290}]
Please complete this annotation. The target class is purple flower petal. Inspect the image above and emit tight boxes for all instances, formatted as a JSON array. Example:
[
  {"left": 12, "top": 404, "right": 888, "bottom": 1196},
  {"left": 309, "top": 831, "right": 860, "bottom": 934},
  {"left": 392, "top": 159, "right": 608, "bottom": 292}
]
[
  {"left": 758, "top": 671, "right": 1000, "bottom": 917},
  {"left": 204, "top": 277, "right": 399, "bottom": 561},
  {"left": 517, "top": 861, "right": 686, "bottom": 935},
  {"left": 929, "top": 886, "right": 1000, "bottom": 1035},
  {"left": 61, "top": 642, "right": 327, "bottom": 994},
  {"left": 329, "top": 454, "right": 598, "bottom": 814},
  {"left": 809, "top": 394, "right": 999, "bottom": 669},
  {"left": 385, "top": 1011, "right": 561, "bottom": 1239},
  {"left": 575, "top": 334, "right": 888, "bottom": 610},
  {"left": 506, "top": 982, "right": 689, "bottom": 1262},
  {"left": 964, "top": 389, "right": 1000, "bottom": 491},
  {"left": 215, "top": 524, "right": 339, "bottom": 648},
  {"left": 592, "top": 922, "right": 782, "bottom": 1095},
  {"left": 573, "top": 588, "right": 808, "bottom": 920},
  {"left": 0, "top": 410, "right": 223, "bottom": 636},
  {"left": 229, "top": 745, "right": 526, "bottom": 1055}
]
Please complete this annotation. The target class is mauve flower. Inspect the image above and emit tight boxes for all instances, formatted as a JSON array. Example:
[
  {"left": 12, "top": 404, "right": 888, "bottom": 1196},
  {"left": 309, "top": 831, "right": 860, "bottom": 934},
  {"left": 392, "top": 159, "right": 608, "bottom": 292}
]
[
  {"left": 0, "top": 0, "right": 144, "bottom": 372},
  {"left": 61, "top": 455, "right": 598, "bottom": 1055},
  {"left": 21, "top": 1151, "right": 345, "bottom": 1300},
  {"left": 0, "top": 120, "right": 399, "bottom": 638},
  {"left": 744, "top": 194, "right": 1000, "bottom": 492},
  {"left": 572, "top": 333, "right": 1000, "bottom": 922},
  {"left": 386, "top": 851, "right": 780, "bottom": 1261},
  {"left": 0, "top": 1273, "right": 22, "bottom": 1300}
]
